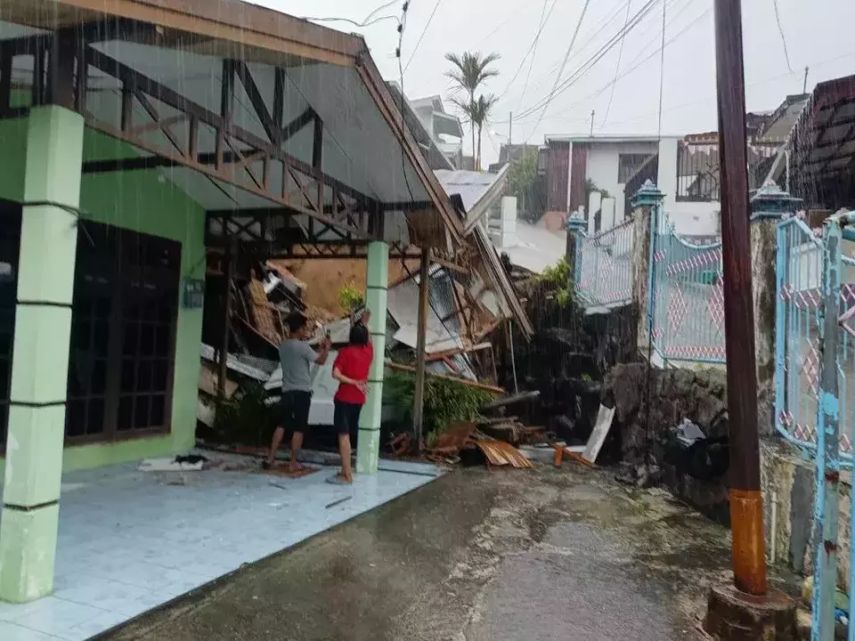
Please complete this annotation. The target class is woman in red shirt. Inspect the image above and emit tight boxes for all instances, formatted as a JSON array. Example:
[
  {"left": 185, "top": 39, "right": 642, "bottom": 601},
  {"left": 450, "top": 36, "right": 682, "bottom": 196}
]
[{"left": 328, "top": 323, "right": 373, "bottom": 484}]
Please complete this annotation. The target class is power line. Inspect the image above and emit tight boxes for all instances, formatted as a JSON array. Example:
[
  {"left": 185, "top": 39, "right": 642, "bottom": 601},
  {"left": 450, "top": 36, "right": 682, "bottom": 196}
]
[
  {"left": 600, "top": 0, "right": 633, "bottom": 128},
  {"left": 494, "top": 0, "right": 557, "bottom": 101},
  {"left": 302, "top": 14, "right": 398, "bottom": 28},
  {"left": 364, "top": 0, "right": 401, "bottom": 23},
  {"left": 542, "top": 5, "right": 711, "bottom": 125},
  {"left": 517, "top": 0, "right": 660, "bottom": 127},
  {"left": 516, "top": 0, "right": 555, "bottom": 111},
  {"left": 396, "top": 1, "right": 415, "bottom": 202},
  {"left": 516, "top": 0, "right": 660, "bottom": 122},
  {"left": 507, "top": 0, "right": 642, "bottom": 105},
  {"left": 656, "top": 0, "right": 666, "bottom": 140},
  {"left": 403, "top": 0, "right": 444, "bottom": 72},
  {"left": 523, "top": 0, "right": 593, "bottom": 141},
  {"left": 772, "top": 0, "right": 794, "bottom": 73}
]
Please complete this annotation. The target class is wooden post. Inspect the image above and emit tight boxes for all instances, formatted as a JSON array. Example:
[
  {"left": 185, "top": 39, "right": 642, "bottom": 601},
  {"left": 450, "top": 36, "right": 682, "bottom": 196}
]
[
  {"left": 714, "top": 0, "right": 767, "bottom": 596},
  {"left": 412, "top": 249, "right": 430, "bottom": 451},
  {"left": 219, "top": 239, "right": 237, "bottom": 399}
]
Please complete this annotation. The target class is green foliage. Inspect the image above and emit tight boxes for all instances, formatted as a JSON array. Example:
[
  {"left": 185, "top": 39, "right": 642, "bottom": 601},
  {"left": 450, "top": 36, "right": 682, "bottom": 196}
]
[
  {"left": 337, "top": 281, "right": 364, "bottom": 313},
  {"left": 585, "top": 178, "right": 610, "bottom": 200},
  {"left": 539, "top": 258, "right": 573, "bottom": 308},
  {"left": 214, "top": 382, "right": 274, "bottom": 446},
  {"left": 508, "top": 149, "right": 538, "bottom": 216},
  {"left": 383, "top": 370, "right": 494, "bottom": 446},
  {"left": 445, "top": 51, "right": 501, "bottom": 171}
]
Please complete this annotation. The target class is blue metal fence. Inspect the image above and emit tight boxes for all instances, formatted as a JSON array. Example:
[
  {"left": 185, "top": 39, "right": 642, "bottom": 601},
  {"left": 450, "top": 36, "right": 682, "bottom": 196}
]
[
  {"left": 775, "top": 216, "right": 827, "bottom": 453},
  {"left": 576, "top": 219, "right": 634, "bottom": 309},
  {"left": 650, "top": 211, "right": 726, "bottom": 364},
  {"left": 774, "top": 211, "right": 855, "bottom": 640}
]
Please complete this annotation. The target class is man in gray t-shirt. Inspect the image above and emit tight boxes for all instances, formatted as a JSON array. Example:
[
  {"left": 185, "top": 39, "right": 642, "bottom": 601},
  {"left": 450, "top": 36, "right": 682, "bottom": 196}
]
[{"left": 264, "top": 313, "right": 330, "bottom": 472}]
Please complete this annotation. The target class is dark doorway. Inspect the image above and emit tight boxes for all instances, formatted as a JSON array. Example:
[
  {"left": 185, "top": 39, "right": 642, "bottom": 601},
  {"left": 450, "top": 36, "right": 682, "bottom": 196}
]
[
  {"left": 66, "top": 222, "right": 181, "bottom": 443},
  {"left": 0, "top": 202, "right": 21, "bottom": 447}
]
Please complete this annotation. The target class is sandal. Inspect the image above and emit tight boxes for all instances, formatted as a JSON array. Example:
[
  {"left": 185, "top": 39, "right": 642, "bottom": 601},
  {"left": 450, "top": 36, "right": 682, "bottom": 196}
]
[{"left": 325, "top": 474, "right": 352, "bottom": 485}]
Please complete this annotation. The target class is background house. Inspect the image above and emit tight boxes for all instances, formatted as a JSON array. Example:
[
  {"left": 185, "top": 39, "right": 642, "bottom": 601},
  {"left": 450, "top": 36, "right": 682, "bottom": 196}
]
[
  {"left": 410, "top": 95, "right": 466, "bottom": 169},
  {"left": 542, "top": 93, "right": 810, "bottom": 240}
]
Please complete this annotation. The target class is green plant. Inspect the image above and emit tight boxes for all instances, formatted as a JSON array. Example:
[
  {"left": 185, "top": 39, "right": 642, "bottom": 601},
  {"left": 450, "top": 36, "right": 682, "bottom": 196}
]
[
  {"left": 585, "top": 178, "right": 611, "bottom": 201},
  {"left": 539, "top": 258, "right": 573, "bottom": 308},
  {"left": 508, "top": 149, "right": 538, "bottom": 217},
  {"left": 337, "top": 281, "right": 364, "bottom": 313},
  {"left": 383, "top": 370, "right": 494, "bottom": 445},
  {"left": 214, "top": 382, "right": 274, "bottom": 446},
  {"left": 445, "top": 51, "right": 500, "bottom": 169}
]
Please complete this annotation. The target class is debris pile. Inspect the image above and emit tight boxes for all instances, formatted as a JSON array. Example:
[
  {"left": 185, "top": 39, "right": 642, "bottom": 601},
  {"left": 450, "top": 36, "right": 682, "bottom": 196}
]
[{"left": 198, "top": 254, "right": 529, "bottom": 453}]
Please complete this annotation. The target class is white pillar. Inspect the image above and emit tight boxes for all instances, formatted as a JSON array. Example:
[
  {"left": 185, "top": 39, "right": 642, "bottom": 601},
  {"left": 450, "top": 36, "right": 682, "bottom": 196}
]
[{"left": 357, "top": 241, "right": 388, "bottom": 474}]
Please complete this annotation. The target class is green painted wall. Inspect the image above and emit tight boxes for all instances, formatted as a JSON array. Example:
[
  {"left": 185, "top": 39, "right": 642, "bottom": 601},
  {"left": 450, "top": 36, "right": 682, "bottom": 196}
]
[{"left": 0, "top": 117, "right": 205, "bottom": 473}]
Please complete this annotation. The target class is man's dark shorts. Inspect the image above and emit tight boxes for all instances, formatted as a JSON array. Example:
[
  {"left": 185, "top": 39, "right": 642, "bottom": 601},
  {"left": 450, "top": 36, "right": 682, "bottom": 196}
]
[
  {"left": 333, "top": 400, "right": 362, "bottom": 436},
  {"left": 280, "top": 390, "right": 312, "bottom": 432}
]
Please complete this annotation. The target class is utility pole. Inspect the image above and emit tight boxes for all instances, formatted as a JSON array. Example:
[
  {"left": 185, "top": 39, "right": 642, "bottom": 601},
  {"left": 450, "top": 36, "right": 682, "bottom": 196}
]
[
  {"left": 704, "top": 2, "right": 797, "bottom": 634},
  {"left": 803, "top": 65, "right": 810, "bottom": 94},
  {"left": 713, "top": 0, "right": 765, "bottom": 597},
  {"left": 590, "top": 109, "right": 595, "bottom": 136},
  {"left": 508, "top": 111, "right": 513, "bottom": 147}
]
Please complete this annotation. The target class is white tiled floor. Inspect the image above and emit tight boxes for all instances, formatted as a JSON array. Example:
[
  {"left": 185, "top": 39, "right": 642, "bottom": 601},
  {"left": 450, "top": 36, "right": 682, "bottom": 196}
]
[{"left": 0, "top": 456, "right": 441, "bottom": 640}]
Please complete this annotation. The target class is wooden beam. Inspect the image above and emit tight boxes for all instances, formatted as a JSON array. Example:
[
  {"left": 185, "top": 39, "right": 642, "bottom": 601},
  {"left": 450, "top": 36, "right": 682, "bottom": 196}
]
[
  {"left": 83, "top": 46, "right": 381, "bottom": 212},
  {"left": 412, "top": 252, "right": 430, "bottom": 451},
  {"left": 5, "top": 0, "right": 361, "bottom": 66},
  {"left": 233, "top": 59, "right": 279, "bottom": 144}
]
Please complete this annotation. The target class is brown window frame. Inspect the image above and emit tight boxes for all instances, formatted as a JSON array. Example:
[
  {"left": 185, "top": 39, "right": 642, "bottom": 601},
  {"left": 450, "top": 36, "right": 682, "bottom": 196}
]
[{"left": 65, "top": 221, "right": 181, "bottom": 445}]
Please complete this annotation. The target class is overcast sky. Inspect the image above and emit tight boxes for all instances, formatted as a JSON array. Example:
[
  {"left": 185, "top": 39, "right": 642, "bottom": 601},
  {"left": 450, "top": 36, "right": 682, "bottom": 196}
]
[{"left": 252, "top": 0, "right": 855, "bottom": 164}]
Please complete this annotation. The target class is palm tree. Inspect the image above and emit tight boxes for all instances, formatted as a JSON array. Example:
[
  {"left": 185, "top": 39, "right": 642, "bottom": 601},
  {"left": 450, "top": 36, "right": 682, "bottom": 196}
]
[
  {"left": 472, "top": 95, "right": 499, "bottom": 171},
  {"left": 445, "top": 51, "right": 500, "bottom": 168}
]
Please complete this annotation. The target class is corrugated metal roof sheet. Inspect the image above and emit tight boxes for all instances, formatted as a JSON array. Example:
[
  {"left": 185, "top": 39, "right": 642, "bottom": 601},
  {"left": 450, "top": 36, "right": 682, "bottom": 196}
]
[{"left": 435, "top": 168, "right": 507, "bottom": 213}]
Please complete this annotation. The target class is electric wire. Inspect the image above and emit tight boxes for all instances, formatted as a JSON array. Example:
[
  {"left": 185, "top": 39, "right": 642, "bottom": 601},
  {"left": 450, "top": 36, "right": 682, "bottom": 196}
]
[
  {"left": 516, "top": 0, "right": 660, "bottom": 123},
  {"left": 404, "top": 0, "right": 444, "bottom": 72},
  {"left": 493, "top": 0, "right": 557, "bottom": 102},
  {"left": 512, "top": 1, "right": 708, "bottom": 127},
  {"left": 656, "top": 0, "right": 666, "bottom": 140},
  {"left": 600, "top": 0, "right": 633, "bottom": 128},
  {"left": 515, "top": 0, "right": 660, "bottom": 123},
  {"left": 515, "top": 0, "right": 554, "bottom": 112},
  {"left": 523, "top": 0, "right": 592, "bottom": 140},
  {"left": 772, "top": 0, "right": 794, "bottom": 74}
]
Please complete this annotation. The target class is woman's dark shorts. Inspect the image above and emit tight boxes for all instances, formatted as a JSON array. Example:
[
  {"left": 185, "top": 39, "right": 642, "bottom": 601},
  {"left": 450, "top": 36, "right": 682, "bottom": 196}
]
[{"left": 333, "top": 400, "right": 362, "bottom": 436}]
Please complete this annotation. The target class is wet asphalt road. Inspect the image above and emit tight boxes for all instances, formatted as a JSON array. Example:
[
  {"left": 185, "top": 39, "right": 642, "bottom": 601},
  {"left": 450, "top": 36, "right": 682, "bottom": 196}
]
[{"left": 103, "top": 465, "right": 751, "bottom": 641}]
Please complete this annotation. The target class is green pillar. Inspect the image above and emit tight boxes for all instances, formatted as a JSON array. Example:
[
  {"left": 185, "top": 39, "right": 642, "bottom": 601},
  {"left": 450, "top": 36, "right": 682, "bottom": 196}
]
[
  {"left": 0, "top": 106, "right": 83, "bottom": 602},
  {"left": 357, "top": 241, "right": 388, "bottom": 475}
]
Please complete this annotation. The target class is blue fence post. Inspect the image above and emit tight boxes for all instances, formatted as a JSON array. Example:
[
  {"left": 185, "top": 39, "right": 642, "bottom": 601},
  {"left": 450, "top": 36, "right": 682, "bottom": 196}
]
[
  {"left": 631, "top": 179, "right": 664, "bottom": 361},
  {"left": 812, "top": 213, "right": 844, "bottom": 641},
  {"left": 774, "top": 221, "right": 787, "bottom": 442}
]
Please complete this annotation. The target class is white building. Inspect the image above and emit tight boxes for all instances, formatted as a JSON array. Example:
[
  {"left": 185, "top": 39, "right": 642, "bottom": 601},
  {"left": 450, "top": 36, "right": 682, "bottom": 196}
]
[
  {"left": 410, "top": 95, "right": 466, "bottom": 169},
  {"left": 543, "top": 134, "right": 721, "bottom": 239}
]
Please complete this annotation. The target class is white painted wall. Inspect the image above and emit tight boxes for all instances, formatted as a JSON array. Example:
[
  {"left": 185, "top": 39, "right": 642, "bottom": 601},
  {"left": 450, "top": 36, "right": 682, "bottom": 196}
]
[
  {"left": 657, "top": 137, "right": 721, "bottom": 237},
  {"left": 585, "top": 141, "right": 659, "bottom": 224}
]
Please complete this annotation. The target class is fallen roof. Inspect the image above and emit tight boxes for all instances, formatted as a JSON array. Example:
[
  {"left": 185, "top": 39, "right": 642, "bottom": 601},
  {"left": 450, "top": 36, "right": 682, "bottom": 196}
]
[
  {"left": 435, "top": 167, "right": 510, "bottom": 232},
  {"left": 2, "top": 0, "right": 463, "bottom": 246}
]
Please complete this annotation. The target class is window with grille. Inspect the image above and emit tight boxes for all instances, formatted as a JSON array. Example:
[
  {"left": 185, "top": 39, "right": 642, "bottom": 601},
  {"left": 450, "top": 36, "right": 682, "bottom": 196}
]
[
  {"left": 618, "top": 153, "right": 654, "bottom": 184},
  {"left": 66, "top": 222, "right": 180, "bottom": 442}
]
